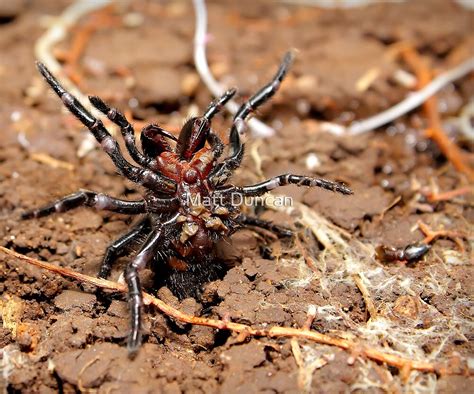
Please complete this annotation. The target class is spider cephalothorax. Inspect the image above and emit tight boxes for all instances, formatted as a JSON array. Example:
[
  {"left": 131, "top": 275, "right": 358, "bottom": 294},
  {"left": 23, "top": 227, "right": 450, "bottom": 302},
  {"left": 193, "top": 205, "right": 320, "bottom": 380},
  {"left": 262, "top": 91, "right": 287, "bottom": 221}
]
[{"left": 23, "top": 52, "right": 352, "bottom": 355}]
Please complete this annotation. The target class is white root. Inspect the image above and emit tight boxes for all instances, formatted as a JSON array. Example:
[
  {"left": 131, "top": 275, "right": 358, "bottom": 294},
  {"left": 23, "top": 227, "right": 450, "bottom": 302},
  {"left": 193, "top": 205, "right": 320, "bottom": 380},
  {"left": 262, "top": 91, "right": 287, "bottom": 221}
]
[
  {"left": 192, "top": 0, "right": 277, "bottom": 137},
  {"left": 317, "top": 57, "right": 474, "bottom": 135},
  {"left": 347, "top": 57, "right": 474, "bottom": 135},
  {"left": 34, "top": 0, "right": 116, "bottom": 157},
  {"left": 35, "top": 0, "right": 113, "bottom": 99}
]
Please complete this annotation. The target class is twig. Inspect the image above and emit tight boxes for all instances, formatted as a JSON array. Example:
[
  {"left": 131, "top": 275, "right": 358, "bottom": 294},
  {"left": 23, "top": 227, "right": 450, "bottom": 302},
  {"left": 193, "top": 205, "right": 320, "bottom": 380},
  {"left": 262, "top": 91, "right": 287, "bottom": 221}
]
[
  {"left": 291, "top": 338, "right": 305, "bottom": 369},
  {"left": 0, "top": 246, "right": 469, "bottom": 376},
  {"left": 291, "top": 321, "right": 332, "bottom": 394},
  {"left": 30, "top": 152, "right": 75, "bottom": 171},
  {"left": 77, "top": 356, "right": 100, "bottom": 392},
  {"left": 192, "top": 0, "right": 277, "bottom": 137},
  {"left": 249, "top": 139, "right": 266, "bottom": 181},
  {"left": 290, "top": 305, "right": 319, "bottom": 390},
  {"left": 303, "top": 304, "right": 317, "bottom": 330},
  {"left": 376, "top": 195, "right": 402, "bottom": 222},
  {"left": 402, "top": 48, "right": 474, "bottom": 181},
  {"left": 294, "top": 234, "right": 319, "bottom": 273},
  {"left": 355, "top": 67, "right": 380, "bottom": 92},
  {"left": 352, "top": 273, "right": 378, "bottom": 320}
]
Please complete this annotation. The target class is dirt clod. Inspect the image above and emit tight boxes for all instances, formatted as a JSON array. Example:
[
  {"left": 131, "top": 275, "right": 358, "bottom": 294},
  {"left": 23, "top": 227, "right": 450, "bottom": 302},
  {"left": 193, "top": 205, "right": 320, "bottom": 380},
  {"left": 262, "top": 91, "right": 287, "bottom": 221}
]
[{"left": 54, "top": 290, "right": 97, "bottom": 312}]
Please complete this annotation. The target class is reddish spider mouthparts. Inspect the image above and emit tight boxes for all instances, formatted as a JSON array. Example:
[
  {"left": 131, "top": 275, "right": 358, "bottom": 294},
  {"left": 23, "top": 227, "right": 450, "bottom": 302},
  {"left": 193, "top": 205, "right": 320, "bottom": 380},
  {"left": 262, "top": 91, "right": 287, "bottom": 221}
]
[{"left": 24, "top": 52, "right": 352, "bottom": 356}]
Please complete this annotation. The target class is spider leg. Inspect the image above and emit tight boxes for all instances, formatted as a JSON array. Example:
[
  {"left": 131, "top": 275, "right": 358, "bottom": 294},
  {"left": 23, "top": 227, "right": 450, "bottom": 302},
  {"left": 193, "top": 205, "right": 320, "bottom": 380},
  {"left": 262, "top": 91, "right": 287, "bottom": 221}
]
[
  {"left": 89, "top": 96, "right": 161, "bottom": 171},
  {"left": 36, "top": 62, "right": 176, "bottom": 194},
  {"left": 207, "top": 120, "right": 246, "bottom": 186},
  {"left": 237, "top": 214, "right": 292, "bottom": 237},
  {"left": 125, "top": 229, "right": 161, "bottom": 356},
  {"left": 209, "top": 52, "right": 294, "bottom": 185},
  {"left": 230, "top": 51, "right": 293, "bottom": 157},
  {"left": 125, "top": 213, "right": 178, "bottom": 356},
  {"left": 221, "top": 174, "right": 353, "bottom": 197},
  {"left": 203, "top": 88, "right": 237, "bottom": 121},
  {"left": 200, "top": 89, "right": 238, "bottom": 161},
  {"left": 21, "top": 190, "right": 146, "bottom": 219},
  {"left": 98, "top": 217, "right": 150, "bottom": 279},
  {"left": 234, "top": 51, "right": 294, "bottom": 124}
]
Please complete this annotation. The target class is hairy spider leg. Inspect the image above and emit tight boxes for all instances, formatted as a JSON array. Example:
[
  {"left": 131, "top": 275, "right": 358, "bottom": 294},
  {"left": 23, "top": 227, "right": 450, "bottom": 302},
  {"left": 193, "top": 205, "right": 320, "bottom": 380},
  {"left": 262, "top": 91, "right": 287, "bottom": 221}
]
[
  {"left": 209, "top": 52, "right": 294, "bottom": 185},
  {"left": 89, "top": 96, "right": 161, "bottom": 171},
  {"left": 36, "top": 62, "right": 176, "bottom": 194},
  {"left": 98, "top": 217, "right": 151, "bottom": 279},
  {"left": 21, "top": 190, "right": 146, "bottom": 219},
  {"left": 125, "top": 213, "right": 179, "bottom": 356},
  {"left": 218, "top": 174, "right": 353, "bottom": 197},
  {"left": 237, "top": 214, "right": 293, "bottom": 237}
]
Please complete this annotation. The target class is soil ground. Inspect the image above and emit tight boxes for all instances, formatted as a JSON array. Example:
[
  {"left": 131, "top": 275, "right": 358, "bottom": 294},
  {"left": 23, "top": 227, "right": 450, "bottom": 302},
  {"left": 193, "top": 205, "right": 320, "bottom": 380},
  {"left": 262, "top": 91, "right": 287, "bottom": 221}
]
[{"left": 0, "top": 0, "right": 473, "bottom": 393}]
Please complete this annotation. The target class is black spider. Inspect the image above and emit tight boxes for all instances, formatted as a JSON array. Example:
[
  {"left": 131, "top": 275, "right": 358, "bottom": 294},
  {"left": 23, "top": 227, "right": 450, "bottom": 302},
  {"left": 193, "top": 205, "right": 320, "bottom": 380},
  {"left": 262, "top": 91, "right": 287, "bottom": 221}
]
[{"left": 23, "top": 52, "right": 352, "bottom": 355}]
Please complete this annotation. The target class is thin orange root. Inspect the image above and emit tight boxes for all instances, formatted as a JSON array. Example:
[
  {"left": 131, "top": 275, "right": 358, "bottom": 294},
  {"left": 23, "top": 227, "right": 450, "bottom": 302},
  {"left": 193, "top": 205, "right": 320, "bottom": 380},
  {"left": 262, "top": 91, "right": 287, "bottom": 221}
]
[
  {"left": 417, "top": 221, "right": 467, "bottom": 251},
  {"left": 402, "top": 47, "right": 474, "bottom": 181},
  {"left": 62, "top": 6, "right": 120, "bottom": 85},
  {"left": 1, "top": 246, "right": 471, "bottom": 376},
  {"left": 423, "top": 186, "right": 473, "bottom": 202}
]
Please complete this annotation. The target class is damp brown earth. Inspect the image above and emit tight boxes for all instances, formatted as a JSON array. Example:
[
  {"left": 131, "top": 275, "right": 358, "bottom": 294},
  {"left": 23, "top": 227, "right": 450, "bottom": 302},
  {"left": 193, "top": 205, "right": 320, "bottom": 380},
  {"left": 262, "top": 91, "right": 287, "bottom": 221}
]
[{"left": 0, "top": 1, "right": 473, "bottom": 393}]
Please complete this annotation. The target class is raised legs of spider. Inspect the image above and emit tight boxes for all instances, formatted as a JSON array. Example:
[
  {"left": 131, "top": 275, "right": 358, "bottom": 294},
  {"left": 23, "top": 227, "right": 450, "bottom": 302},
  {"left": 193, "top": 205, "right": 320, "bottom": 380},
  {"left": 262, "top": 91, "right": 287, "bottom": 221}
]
[{"left": 23, "top": 52, "right": 352, "bottom": 356}]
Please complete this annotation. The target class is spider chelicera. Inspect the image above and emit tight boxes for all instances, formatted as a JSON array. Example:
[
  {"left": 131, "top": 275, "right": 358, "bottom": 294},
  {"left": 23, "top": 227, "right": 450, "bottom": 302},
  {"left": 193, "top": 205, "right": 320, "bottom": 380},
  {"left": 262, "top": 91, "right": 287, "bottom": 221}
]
[{"left": 23, "top": 52, "right": 352, "bottom": 355}]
